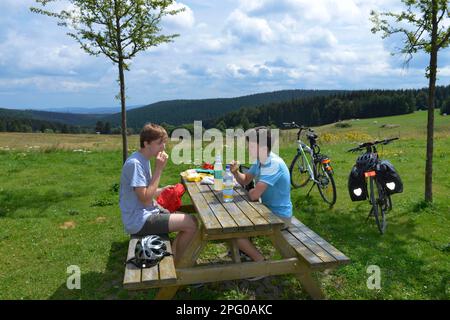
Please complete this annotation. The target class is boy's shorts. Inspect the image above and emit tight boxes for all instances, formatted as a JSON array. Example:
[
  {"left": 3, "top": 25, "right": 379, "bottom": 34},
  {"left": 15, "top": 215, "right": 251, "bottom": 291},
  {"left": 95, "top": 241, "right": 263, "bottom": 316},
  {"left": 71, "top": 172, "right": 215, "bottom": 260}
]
[{"left": 132, "top": 206, "right": 171, "bottom": 236}]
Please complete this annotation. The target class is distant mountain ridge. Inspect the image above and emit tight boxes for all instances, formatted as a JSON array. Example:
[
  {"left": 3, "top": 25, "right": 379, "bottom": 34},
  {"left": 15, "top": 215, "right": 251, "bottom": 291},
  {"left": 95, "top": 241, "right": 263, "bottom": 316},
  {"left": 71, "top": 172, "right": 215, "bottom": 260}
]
[
  {"left": 102, "top": 89, "right": 345, "bottom": 129},
  {"left": 3, "top": 105, "right": 143, "bottom": 114},
  {"left": 0, "top": 89, "right": 345, "bottom": 128},
  {"left": 0, "top": 108, "right": 104, "bottom": 126}
]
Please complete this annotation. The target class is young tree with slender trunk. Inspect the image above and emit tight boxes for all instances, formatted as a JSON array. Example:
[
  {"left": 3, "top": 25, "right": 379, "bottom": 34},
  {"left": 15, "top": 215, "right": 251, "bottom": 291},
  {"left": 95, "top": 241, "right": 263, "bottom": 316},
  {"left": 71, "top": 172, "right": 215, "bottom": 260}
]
[
  {"left": 31, "top": 0, "right": 184, "bottom": 163},
  {"left": 371, "top": 0, "right": 450, "bottom": 203}
]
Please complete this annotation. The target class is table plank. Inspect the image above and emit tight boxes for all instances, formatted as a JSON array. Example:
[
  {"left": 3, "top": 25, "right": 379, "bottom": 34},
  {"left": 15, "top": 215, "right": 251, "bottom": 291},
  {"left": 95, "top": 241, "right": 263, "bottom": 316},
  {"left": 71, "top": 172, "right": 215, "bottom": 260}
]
[
  {"left": 196, "top": 183, "right": 238, "bottom": 231},
  {"left": 158, "top": 237, "right": 177, "bottom": 284},
  {"left": 208, "top": 185, "right": 255, "bottom": 232},
  {"left": 234, "top": 187, "right": 285, "bottom": 227},
  {"left": 233, "top": 192, "right": 272, "bottom": 230},
  {"left": 183, "top": 179, "right": 223, "bottom": 234},
  {"left": 123, "top": 237, "right": 142, "bottom": 288}
]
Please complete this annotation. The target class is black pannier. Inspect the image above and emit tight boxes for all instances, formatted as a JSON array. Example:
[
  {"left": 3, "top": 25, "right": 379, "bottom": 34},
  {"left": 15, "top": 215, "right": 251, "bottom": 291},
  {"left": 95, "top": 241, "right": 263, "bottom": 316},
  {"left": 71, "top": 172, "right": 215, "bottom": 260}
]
[
  {"left": 348, "top": 165, "right": 368, "bottom": 201},
  {"left": 376, "top": 160, "right": 403, "bottom": 195}
]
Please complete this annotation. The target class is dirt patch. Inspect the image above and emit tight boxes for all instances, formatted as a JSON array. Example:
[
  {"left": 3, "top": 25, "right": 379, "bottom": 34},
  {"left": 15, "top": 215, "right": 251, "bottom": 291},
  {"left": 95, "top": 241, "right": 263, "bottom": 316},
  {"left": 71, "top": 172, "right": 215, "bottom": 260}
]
[
  {"left": 59, "top": 221, "right": 76, "bottom": 229},
  {"left": 95, "top": 216, "right": 107, "bottom": 223}
]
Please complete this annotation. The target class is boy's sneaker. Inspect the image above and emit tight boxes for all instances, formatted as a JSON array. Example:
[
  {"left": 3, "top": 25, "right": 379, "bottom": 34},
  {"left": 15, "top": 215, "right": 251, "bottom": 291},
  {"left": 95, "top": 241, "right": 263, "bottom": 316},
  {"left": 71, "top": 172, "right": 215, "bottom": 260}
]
[
  {"left": 246, "top": 275, "right": 266, "bottom": 281},
  {"left": 227, "top": 250, "right": 252, "bottom": 262}
]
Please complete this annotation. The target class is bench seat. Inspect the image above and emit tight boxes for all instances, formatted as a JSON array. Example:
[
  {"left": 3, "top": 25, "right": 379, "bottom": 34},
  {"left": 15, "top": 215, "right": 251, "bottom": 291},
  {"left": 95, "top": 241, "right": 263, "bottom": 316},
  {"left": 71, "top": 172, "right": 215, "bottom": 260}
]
[
  {"left": 282, "top": 217, "right": 350, "bottom": 270},
  {"left": 123, "top": 234, "right": 177, "bottom": 290}
]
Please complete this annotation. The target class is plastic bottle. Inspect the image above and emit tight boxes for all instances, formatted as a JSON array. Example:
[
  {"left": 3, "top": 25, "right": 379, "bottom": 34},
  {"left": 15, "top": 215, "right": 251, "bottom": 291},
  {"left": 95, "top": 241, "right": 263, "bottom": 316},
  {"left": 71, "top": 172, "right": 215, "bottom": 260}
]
[
  {"left": 223, "top": 164, "right": 234, "bottom": 203},
  {"left": 214, "top": 155, "right": 223, "bottom": 191}
]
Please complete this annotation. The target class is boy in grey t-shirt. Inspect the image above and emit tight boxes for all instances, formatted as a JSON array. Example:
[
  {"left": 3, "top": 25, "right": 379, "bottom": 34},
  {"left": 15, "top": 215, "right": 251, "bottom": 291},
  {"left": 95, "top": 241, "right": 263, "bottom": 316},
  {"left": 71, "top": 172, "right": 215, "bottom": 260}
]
[{"left": 119, "top": 123, "right": 198, "bottom": 264}]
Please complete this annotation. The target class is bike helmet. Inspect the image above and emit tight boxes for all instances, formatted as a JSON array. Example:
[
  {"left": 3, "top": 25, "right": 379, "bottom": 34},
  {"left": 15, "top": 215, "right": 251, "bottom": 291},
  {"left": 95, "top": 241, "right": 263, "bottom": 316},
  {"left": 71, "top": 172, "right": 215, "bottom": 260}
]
[
  {"left": 356, "top": 152, "right": 378, "bottom": 171},
  {"left": 127, "top": 235, "right": 170, "bottom": 268}
]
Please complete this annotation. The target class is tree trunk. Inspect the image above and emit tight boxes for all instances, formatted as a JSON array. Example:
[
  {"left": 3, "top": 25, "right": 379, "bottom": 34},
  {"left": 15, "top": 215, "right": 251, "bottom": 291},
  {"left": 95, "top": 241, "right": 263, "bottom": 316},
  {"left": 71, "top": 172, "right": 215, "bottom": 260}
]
[
  {"left": 119, "top": 58, "right": 128, "bottom": 164},
  {"left": 114, "top": 0, "right": 128, "bottom": 164},
  {"left": 425, "top": 0, "right": 438, "bottom": 203}
]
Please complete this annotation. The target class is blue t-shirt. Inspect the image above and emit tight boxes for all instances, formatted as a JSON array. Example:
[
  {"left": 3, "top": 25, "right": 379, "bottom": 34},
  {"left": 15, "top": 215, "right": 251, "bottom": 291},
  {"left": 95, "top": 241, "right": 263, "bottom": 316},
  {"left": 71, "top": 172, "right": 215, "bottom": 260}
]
[
  {"left": 119, "top": 151, "right": 159, "bottom": 234},
  {"left": 248, "top": 152, "right": 293, "bottom": 218}
]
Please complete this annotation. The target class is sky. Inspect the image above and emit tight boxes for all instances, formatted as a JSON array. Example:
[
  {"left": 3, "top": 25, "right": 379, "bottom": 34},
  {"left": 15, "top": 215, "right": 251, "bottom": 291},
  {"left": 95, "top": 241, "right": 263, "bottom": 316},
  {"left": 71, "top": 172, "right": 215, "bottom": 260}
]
[{"left": 1, "top": 0, "right": 450, "bottom": 110}]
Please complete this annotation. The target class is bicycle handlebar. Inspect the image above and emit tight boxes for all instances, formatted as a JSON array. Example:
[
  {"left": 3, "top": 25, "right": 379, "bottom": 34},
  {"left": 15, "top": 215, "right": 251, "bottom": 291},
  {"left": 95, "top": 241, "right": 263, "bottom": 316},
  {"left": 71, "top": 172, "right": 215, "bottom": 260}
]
[
  {"left": 282, "top": 122, "right": 315, "bottom": 139},
  {"left": 347, "top": 137, "right": 399, "bottom": 152}
]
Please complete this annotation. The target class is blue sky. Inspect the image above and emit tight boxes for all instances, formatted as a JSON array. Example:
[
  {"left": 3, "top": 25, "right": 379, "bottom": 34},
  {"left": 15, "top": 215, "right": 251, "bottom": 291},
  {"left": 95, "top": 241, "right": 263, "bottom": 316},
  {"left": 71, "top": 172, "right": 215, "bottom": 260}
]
[{"left": 1, "top": 0, "right": 450, "bottom": 110}]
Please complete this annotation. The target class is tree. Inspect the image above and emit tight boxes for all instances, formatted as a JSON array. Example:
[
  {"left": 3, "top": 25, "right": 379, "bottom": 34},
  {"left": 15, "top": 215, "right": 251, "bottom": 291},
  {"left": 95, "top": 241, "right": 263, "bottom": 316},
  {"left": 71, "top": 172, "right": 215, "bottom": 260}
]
[
  {"left": 371, "top": 0, "right": 450, "bottom": 203},
  {"left": 103, "top": 121, "right": 111, "bottom": 134},
  {"left": 416, "top": 90, "right": 428, "bottom": 110},
  {"left": 441, "top": 97, "right": 450, "bottom": 114},
  {"left": 61, "top": 124, "right": 69, "bottom": 134},
  {"left": 31, "top": 0, "right": 184, "bottom": 163},
  {"left": 95, "top": 121, "right": 104, "bottom": 133}
]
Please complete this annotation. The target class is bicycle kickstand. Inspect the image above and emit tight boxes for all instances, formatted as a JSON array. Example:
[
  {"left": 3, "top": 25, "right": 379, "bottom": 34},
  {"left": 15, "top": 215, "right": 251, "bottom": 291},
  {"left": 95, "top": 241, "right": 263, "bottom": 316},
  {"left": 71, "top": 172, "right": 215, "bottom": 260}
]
[
  {"left": 366, "top": 208, "right": 374, "bottom": 221},
  {"left": 306, "top": 182, "right": 315, "bottom": 196}
]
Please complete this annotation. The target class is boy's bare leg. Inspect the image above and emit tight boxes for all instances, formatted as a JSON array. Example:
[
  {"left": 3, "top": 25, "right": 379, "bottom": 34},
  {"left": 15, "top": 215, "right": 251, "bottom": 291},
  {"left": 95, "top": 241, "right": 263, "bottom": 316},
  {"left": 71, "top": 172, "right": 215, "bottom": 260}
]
[
  {"left": 236, "top": 238, "right": 265, "bottom": 262},
  {"left": 168, "top": 213, "right": 198, "bottom": 264}
]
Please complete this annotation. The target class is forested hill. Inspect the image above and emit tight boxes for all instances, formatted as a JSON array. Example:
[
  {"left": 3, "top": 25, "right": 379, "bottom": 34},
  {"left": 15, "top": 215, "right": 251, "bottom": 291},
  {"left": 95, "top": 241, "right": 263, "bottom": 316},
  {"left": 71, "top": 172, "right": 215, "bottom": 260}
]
[
  {"left": 206, "top": 86, "right": 450, "bottom": 130},
  {"left": 102, "top": 89, "right": 345, "bottom": 129},
  {"left": 0, "top": 108, "right": 104, "bottom": 126},
  {"left": 1, "top": 86, "right": 449, "bottom": 134}
]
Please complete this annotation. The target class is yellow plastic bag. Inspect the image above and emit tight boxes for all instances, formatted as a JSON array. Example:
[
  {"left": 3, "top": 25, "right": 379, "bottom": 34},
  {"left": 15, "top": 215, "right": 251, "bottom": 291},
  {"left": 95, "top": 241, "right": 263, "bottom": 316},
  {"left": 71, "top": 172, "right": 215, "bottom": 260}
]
[{"left": 180, "top": 170, "right": 213, "bottom": 182}]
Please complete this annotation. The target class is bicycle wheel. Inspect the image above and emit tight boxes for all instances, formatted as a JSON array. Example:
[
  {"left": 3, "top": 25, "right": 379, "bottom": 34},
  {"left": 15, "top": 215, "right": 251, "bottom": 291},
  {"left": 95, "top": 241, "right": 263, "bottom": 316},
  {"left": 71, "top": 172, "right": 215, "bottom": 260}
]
[
  {"left": 289, "top": 153, "right": 311, "bottom": 188},
  {"left": 316, "top": 164, "right": 337, "bottom": 206},
  {"left": 369, "top": 177, "right": 387, "bottom": 234}
]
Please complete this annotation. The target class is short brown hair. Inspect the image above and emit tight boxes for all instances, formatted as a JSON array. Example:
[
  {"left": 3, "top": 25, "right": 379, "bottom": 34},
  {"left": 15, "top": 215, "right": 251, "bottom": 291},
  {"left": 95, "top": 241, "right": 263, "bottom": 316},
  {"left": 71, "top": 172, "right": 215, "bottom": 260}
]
[
  {"left": 140, "top": 123, "right": 168, "bottom": 148},
  {"left": 246, "top": 126, "right": 272, "bottom": 152}
]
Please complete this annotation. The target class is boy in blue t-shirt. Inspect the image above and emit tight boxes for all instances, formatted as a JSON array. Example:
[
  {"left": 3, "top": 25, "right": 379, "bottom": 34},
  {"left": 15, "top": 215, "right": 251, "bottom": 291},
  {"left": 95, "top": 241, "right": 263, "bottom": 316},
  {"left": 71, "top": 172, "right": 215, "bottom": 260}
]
[{"left": 230, "top": 126, "right": 293, "bottom": 266}]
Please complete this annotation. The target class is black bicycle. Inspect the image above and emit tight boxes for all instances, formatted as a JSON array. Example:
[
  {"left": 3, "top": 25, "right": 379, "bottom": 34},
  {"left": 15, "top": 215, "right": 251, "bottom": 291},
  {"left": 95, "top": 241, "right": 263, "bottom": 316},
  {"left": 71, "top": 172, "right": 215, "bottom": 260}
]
[
  {"left": 283, "top": 122, "right": 337, "bottom": 207},
  {"left": 347, "top": 137, "right": 403, "bottom": 234}
]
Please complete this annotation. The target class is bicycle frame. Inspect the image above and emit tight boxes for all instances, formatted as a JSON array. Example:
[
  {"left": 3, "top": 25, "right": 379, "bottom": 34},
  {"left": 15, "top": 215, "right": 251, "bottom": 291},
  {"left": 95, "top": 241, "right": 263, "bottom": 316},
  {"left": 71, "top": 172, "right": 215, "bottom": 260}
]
[{"left": 296, "top": 139, "right": 320, "bottom": 184}]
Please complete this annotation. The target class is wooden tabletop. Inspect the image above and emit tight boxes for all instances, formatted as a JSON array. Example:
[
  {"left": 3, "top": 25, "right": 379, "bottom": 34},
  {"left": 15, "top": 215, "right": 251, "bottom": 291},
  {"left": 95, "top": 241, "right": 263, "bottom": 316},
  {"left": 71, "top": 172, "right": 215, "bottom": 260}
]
[{"left": 181, "top": 177, "right": 284, "bottom": 239}]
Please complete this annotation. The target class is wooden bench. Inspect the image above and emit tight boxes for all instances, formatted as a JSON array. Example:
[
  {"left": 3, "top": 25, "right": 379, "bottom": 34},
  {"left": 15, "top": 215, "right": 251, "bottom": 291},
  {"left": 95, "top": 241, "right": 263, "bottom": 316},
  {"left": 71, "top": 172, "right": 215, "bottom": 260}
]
[
  {"left": 122, "top": 205, "right": 197, "bottom": 291},
  {"left": 280, "top": 216, "right": 350, "bottom": 270},
  {"left": 123, "top": 234, "right": 177, "bottom": 290}
]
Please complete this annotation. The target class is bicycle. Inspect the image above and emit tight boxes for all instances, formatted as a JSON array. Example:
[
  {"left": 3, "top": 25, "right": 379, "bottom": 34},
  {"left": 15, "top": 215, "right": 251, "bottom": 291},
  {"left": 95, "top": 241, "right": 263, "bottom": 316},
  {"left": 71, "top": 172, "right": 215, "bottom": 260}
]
[
  {"left": 283, "top": 122, "right": 337, "bottom": 207},
  {"left": 347, "top": 137, "right": 401, "bottom": 234}
]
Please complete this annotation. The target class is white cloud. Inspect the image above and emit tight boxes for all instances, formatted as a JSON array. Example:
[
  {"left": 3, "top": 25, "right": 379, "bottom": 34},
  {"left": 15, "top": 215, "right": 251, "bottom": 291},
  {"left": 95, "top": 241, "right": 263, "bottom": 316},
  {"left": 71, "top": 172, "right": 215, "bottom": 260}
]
[
  {"left": 1, "top": 0, "right": 449, "bottom": 108},
  {"left": 164, "top": 2, "right": 195, "bottom": 29},
  {"left": 225, "top": 10, "right": 275, "bottom": 45}
]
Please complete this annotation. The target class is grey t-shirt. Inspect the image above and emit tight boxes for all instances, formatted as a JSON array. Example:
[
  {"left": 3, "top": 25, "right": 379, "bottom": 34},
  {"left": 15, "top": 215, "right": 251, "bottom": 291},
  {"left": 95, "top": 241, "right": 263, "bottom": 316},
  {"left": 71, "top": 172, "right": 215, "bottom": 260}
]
[{"left": 119, "top": 151, "right": 159, "bottom": 234}]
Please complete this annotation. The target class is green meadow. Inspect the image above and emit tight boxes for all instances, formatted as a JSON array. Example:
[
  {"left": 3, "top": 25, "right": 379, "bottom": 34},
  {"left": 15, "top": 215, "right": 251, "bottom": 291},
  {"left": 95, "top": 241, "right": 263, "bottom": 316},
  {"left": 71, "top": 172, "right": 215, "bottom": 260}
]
[{"left": 0, "top": 110, "right": 448, "bottom": 300}]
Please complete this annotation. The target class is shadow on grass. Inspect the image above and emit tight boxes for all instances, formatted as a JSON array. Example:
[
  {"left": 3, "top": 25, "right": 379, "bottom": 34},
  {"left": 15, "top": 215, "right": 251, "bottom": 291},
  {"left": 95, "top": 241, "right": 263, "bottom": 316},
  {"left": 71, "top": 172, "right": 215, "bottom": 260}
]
[
  {"left": 48, "top": 239, "right": 308, "bottom": 300},
  {"left": 49, "top": 240, "right": 159, "bottom": 300},
  {"left": 0, "top": 189, "right": 78, "bottom": 218}
]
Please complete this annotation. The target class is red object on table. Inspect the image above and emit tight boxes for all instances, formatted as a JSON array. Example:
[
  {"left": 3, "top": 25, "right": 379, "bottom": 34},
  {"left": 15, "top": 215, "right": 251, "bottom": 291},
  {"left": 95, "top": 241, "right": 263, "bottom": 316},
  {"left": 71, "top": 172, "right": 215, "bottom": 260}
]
[
  {"left": 156, "top": 183, "right": 186, "bottom": 213},
  {"left": 202, "top": 162, "right": 214, "bottom": 170}
]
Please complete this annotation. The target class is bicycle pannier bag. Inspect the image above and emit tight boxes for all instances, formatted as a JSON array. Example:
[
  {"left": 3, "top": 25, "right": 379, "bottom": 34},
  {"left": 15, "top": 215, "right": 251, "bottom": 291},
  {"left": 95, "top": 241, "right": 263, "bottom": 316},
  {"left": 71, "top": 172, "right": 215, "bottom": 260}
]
[
  {"left": 348, "top": 165, "right": 368, "bottom": 201},
  {"left": 376, "top": 160, "right": 403, "bottom": 195}
]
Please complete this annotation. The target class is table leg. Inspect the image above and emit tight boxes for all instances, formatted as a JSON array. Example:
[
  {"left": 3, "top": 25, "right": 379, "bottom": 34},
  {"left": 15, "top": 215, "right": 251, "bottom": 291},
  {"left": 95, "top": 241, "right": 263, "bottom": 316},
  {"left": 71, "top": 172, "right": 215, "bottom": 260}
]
[
  {"left": 155, "top": 228, "right": 206, "bottom": 300},
  {"left": 269, "top": 230, "right": 325, "bottom": 300},
  {"left": 295, "top": 271, "right": 325, "bottom": 300},
  {"left": 228, "top": 239, "right": 241, "bottom": 264}
]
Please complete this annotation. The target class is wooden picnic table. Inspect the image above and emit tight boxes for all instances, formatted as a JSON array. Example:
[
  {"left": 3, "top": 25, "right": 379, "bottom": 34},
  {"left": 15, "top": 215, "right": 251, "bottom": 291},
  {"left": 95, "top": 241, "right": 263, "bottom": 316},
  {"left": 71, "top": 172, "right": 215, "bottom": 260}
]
[{"left": 124, "top": 174, "right": 350, "bottom": 299}]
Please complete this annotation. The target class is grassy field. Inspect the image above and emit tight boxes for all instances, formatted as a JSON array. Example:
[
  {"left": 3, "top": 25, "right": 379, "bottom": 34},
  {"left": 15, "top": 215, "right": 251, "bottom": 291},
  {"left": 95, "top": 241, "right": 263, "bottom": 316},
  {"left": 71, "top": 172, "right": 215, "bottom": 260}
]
[{"left": 0, "top": 110, "right": 448, "bottom": 300}]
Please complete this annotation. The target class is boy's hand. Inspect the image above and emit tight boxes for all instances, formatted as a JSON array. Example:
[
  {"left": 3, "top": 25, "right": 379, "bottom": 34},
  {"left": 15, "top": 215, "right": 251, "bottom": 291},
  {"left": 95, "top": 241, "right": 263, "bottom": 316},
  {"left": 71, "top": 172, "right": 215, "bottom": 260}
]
[
  {"left": 155, "top": 151, "right": 169, "bottom": 172},
  {"left": 230, "top": 160, "right": 240, "bottom": 174}
]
